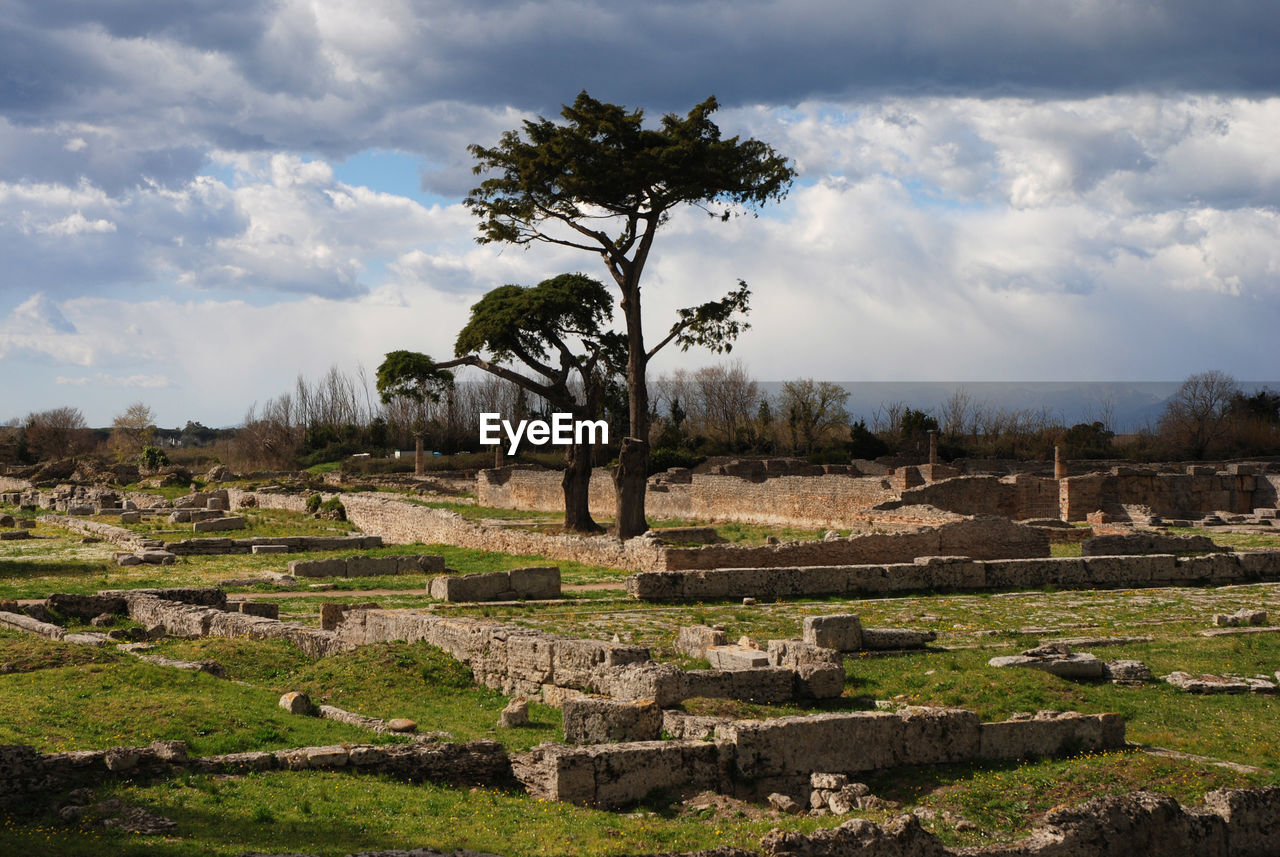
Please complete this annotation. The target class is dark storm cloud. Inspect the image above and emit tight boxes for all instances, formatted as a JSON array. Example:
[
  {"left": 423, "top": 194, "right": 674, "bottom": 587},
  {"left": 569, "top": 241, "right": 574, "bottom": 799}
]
[{"left": 3, "top": 0, "right": 1278, "bottom": 165}]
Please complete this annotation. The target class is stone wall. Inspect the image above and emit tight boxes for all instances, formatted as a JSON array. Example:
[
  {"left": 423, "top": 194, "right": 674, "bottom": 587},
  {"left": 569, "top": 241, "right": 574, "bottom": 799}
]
[
  {"left": 288, "top": 554, "right": 446, "bottom": 578},
  {"left": 1060, "top": 466, "right": 1264, "bottom": 522},
  {"left": 241, "top": 490, "right": 665, "bottom": 571},
  {"left": 476, "top": 467, "right": 899, "bottom": 528},
  {"left": 628, "top": 550, "right": 1280, "bottom": 601},
  {"left": 122, "top": 593, "right": 335, "bottom": 658},
  {"left": 428, "top": 567, "right": 560, "bottom": 601},
  {"left": 163, "top": 534, "right": 383, "bottom": 555},
  {"left": 513, "top": 708, "right": 1124, "bottom": 808},
  {"left": 763, "top": 787, "right": 1280, "bottom": 857},
  {"left": 0, "top": 739, "right": 512, "bottom": 806},
  {"left": 657, "top": 517, "right": 1048, "bottom": 571}
]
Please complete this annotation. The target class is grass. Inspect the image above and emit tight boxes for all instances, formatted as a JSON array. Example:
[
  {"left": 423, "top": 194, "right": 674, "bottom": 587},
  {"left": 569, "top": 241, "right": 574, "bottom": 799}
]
[
  {"left": 0, "top": 655, "right": 395, "bottom": 755},
  {"left": 6, "top": 500, "right": 1280, "bottom": 853},
  {"left": 149, "top": 638, "right": 562, "bottom": 751}
]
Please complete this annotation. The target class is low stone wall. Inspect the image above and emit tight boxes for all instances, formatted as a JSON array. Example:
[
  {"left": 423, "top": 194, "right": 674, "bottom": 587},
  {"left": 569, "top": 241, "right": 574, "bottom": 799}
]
[
  {"left": 428, "top": 567, "right": 560, "bottom": 601},
  {"left": 237, "top": 489, "right": 666, "bottom": 571},
  {"left": 0, "top": 739, "right": 512, "bottom": 806},
  {"left": 514, "top": 708, "right": 1124, "bottom": 808},
  {"left": 122, "top": 594, "right": 334, "bottom": 658},
  {"left": 628, "top": 551, "right": 1280, "bottom": 601},
  {"left": 658, "top": 516, "right": 1048, "bottom": 571},
  {"left": 477, "top": 466, "right": 899, "bottom": 529},
  {"left": 763, "top": 787, "right": 1280, "bottom": 857},
  {"left": 1082, "top": 531, "right": 1226, "bottom": 556},
  {"left": 288, "top": 554, "right": 446, "bottom": 578},
  {"left": 37, "top": 514, "right": 152, "bottom": 550},
  {"left": 163, "top": 534, "right": 383, "bottom": 555},
  {"left": 331, "top": 609, "right": 838, "bottom": 706}
]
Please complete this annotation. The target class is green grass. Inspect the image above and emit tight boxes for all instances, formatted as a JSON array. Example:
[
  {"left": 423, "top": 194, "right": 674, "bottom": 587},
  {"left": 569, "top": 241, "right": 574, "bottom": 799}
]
[
  {"left": 150, "top": 638, "right": 561, "bottom": 751},
  {"left": 0, "top": 657, "right": 395, "bottom": 755},
  {"left": 6, "top": 502, "right": 1280, "bottom": 854},
  {"left": 1165, "top": 526, "right": 1280, "bottom": 551},
  {"left": 0, "top": 769, "right": 824, "bottom": 857}
]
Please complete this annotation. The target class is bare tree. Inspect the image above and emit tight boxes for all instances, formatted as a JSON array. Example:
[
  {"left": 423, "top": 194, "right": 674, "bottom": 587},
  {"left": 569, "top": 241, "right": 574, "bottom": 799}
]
[
  {"left": 22, "top": 406, "right": 93, "bottom": 461},
  {"left": 781, "top": 379, "right": 849, "bottom": 454},
  {"left": 695, "top": 360, "right": 759, "bottom": 444},
  {"left": 1159, "top": 370, "right": 1240, "bottom": 459}
]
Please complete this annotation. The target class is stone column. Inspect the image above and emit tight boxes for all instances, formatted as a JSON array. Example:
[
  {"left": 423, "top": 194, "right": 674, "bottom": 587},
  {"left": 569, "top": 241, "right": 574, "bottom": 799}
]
[
  {"left": 494, "top": 444, "right": 505, "bottom": 468},
  {"left": 928, "top": 430, "right": 938, "bottom": 466},
  {"left": 1054, "top": 445, "right": 1066, "bottom": 480}
]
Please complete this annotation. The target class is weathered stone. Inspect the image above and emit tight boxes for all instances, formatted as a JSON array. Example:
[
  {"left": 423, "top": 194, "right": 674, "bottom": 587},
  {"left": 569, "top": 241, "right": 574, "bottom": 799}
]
[
  {"left": 193, "top": 516, "right": 246, "bottom": 532},
  {"left": 767, "top": 638, "right": 842, "bottom": 669},
  {"left": 706, "top": 645, "right": 771, "bottom": 670},
  {"left": 320, "top": 602, "right": 347, "bottom": 631},
  {"left": 386, "top": 718, "right": 417, "bottom": 733},
  {"left": 768, "top": 792, "right": 802, "bottom": 814},
  {"left": 499, "top": 698, "right": 530, "bottom": 728},
  {"left": 676, "top": 624, "right": 728, "bottom": 659},
  {"left": 234, "top": 601, "right": 279, "bottom": 619},
  {"left": 279, "top": 691, "right": 313, "bottom": 715},
  {"left": 860, "top": 628, "right": 937, "bottom": 650},
  {"left": 250, "top": 544, "right": 289, "bottom": 554},
  {"left": 562, "top": 696, "right": 661, "bottom": 744},
  {"left": 803, "top": 614, "right": 863, "bottom": 651},
  {"left": 1165, "top": 671, "right": 1252, "bottom": 694},
  {"left": 1214, "top": 608, "right": 1269, "bottom": 627},
  {"left": 989, "top": 652, "right": 1108, "bottom": 680},
  {"left": 810, "top": 772, "right": 848, "bottom": 790},
  {"left": 1104, "top": 660, "right": 1154, "bottom": 684}
]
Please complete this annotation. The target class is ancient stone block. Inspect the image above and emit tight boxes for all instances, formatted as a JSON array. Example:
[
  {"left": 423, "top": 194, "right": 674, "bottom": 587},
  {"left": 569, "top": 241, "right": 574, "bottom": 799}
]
[
  {"left": 794, "top": 663, "right": 845, "bottom": 699},
  {"left": 507, "top": 566, "right": 561, "bottom": 599},
  {"left": 235, "top": 601, "right": 279, "bottom": 619},
  {"left": 320, "top": 602, "right": 347, "bottom": 631},
  {"left": 979, "top": 711, "right": 1125, "bottom": 760},
  {"left": 706, "top": 645, "right": 770, "bottom": 670},
  {"left": 251, "top": 544, "right": 289, "bottom": 554},
  {"left": 562, "top": 697, "right": 661, "bottom": 744},
  {"left": 677, "top": 625, "right": 728, "bottom": 659},
  {"left": 500, "top": 698, "right": 530, "bottom": 728},
  {"left": 860, "top": 628, "right": 936, "bottom": 650},
  {"left": 767, "top": 638, "right": 842, "bottom": 669},
  {"left": 279, "top": 691, "right": 313, "bottom": 715},
  {"left": 803, "top": 614, "right": 863, "bottom": 651},
  {"left": 193, "top": 516, "right": 246, "bottom": 532}
]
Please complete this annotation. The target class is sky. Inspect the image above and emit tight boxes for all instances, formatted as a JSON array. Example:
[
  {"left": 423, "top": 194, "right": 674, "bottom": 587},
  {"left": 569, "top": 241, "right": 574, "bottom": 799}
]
[{"left": 1, "top": 0, "right": 1278, "bottom": 428}]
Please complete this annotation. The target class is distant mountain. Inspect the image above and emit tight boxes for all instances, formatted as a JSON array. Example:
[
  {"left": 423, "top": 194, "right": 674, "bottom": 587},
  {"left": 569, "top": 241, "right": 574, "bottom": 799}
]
[{"left": 756, "top": 381, "right": 1280, "bottom": 433}]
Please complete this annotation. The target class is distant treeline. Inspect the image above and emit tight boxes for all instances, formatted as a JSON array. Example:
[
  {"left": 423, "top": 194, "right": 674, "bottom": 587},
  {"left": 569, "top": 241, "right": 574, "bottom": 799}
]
[{"left": 3, "top": 365, "right": 1277, "bottom": 472}]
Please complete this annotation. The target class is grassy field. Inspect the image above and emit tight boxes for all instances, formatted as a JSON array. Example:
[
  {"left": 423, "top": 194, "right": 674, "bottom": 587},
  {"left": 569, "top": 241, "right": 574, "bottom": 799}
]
[{"left": 3, "top": 502, "right": 1280, "bottom": 855}]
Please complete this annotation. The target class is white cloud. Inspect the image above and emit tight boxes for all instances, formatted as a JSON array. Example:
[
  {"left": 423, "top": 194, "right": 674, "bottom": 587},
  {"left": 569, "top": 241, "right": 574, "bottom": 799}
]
[{"left": 55, "top": 372, "right": 173, "bottom": 388}]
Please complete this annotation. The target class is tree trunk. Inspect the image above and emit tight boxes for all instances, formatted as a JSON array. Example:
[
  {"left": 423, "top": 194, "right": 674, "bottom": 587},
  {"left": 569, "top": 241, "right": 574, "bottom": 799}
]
[
  {"left": 613, "top": 436, "right": 649, "bottom": 539},
  {"left": 616, "top": 283, "right": 650, "bottom": 539},
  {"left": 562, "top": 441, "right": 601, "bottom": 533},
  {"left": 414, "top": 434, "right": 424, "bottom": 476}
]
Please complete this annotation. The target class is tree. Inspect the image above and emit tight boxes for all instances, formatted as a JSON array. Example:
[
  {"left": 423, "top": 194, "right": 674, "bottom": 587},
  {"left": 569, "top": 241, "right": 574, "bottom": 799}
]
[
  {"left": 379, "top": 274, "right": 624, "bottom": 533},
  {"left": 109, "top": 402, "right": 155, "bottom": 461},
  {"left": 695, "top": 360, "right": 759, "bottom": 447},
  {"left": 467, "top": 92, "right": 795, "bottom": 537},
  {"left": 21, "top": 406, "right": 92, "bottom": 462},
  {"left": 1159, "top": 370, "right": 1240, "bottom": 459},
  {"left": 780, "top": 379, "right": 849, "bottom": 454},
  {"left": 375, "top": 351, "right": 454, "bottom": 475}
]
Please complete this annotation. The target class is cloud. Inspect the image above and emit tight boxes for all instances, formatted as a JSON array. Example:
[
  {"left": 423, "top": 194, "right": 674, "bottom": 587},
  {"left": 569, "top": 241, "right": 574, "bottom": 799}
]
[{"left": 55, "top": 372, "right": 173, "bottom": 388}]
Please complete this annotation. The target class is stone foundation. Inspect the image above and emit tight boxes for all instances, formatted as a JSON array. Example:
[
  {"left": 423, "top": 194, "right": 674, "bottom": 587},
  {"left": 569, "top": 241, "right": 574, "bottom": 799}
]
[{"left": 628, "top": 551, "right": 1280, "bottom": 601}]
